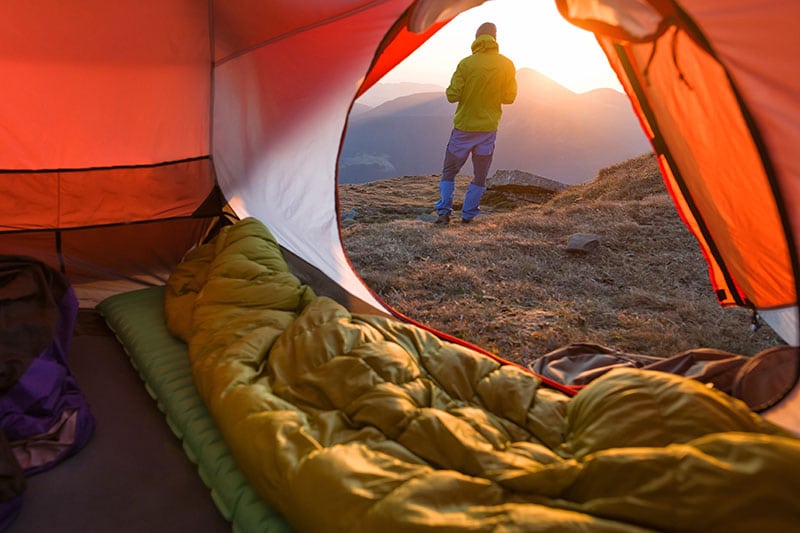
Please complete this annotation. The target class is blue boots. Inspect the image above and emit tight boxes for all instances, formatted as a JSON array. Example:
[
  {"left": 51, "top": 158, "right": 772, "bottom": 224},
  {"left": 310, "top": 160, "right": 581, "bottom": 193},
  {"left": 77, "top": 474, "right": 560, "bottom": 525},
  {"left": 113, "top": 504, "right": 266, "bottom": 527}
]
[
  {"left": 461, "top": 183, "right": 486, "bottom": 221},
  {"left": 435, "top": 179, "right": 456, "bottom": 216},
  {"left": 434, "top": 180, "right": 486, "bottom": 223}
]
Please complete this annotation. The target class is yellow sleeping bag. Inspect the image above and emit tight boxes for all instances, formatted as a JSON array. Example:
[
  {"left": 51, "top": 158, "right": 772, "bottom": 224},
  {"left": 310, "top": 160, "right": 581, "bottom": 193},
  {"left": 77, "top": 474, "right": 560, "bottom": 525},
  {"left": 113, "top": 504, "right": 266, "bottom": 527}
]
[{"left": 165, "top": 217, "right": 800, "bottom": 532}]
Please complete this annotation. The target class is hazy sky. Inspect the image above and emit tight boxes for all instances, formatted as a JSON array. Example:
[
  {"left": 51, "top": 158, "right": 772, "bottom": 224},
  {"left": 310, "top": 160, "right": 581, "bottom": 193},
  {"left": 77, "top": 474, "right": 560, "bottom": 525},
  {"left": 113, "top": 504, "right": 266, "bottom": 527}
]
[{"left": 379, "top": 0, "right": 623, "bottom": 94}]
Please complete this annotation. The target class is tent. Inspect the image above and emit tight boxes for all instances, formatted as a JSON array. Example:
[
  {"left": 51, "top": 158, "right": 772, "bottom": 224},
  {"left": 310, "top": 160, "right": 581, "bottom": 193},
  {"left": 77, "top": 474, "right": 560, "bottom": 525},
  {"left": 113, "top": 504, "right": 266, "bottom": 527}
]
[
  {"left": 0, "top": 1, "right": 785, "bottom": 320},
  {"left": 4, "top": 0, "right": 797, "bottom": 337},
  {"left": 4, "top": 0, "right": 797, "bottom": 416},
  {"left": 1, "top": 0, "right": 799, "bottom": 527}
]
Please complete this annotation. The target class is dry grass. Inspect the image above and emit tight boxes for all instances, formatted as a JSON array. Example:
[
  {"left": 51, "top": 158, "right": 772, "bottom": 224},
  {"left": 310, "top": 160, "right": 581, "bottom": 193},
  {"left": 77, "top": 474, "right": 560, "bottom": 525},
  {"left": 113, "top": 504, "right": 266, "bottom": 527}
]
[{"left": 339, "top": 153, "right": 783, "bottom": 367}]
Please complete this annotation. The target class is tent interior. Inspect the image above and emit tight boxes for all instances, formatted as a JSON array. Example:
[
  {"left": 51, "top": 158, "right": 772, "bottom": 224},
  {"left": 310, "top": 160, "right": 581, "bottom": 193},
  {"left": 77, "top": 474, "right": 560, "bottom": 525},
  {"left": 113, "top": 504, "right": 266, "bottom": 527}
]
[{"left": 2, "top": 1, "right": 800, "bottom": 531}]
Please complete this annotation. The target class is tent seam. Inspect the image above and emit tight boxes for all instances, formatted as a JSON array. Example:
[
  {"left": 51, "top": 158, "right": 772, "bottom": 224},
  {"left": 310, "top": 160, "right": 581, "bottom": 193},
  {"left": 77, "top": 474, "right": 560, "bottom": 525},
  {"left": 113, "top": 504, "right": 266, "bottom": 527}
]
[{"left": 0, "top": 155, "right": 212, "bottom": 175}]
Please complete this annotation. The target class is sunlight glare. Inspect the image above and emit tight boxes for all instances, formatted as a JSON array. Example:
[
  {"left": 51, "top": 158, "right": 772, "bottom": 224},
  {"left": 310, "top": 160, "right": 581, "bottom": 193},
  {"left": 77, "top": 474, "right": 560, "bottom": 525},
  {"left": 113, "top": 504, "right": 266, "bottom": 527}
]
[{"left": 380, "top": 0, "right": 621, "bottom": 94}]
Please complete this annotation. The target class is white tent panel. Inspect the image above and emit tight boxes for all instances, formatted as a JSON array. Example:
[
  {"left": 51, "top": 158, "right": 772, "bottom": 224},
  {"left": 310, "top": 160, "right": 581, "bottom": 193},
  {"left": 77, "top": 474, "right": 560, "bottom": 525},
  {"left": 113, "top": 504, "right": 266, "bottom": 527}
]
[
  {"left": 212, "top": 2, "right": 413, "bottom": 312},
  {"left": 759, "top": 307, "right": 799, "bottom": 347}
]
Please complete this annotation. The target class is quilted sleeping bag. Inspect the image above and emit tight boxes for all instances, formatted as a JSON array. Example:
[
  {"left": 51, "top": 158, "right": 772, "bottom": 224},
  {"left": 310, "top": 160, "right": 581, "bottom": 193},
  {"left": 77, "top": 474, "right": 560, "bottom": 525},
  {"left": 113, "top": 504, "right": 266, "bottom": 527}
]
[{"left": 164, "top": 217, "right": 800, "bottom": 532}]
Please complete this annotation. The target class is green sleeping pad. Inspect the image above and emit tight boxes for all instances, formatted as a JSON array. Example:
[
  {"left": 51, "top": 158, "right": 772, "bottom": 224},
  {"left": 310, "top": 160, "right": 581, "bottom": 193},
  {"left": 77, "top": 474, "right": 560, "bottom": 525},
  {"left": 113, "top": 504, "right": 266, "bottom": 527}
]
[{"left": 97, "top": 286, "right": 292, "bottom": 533}]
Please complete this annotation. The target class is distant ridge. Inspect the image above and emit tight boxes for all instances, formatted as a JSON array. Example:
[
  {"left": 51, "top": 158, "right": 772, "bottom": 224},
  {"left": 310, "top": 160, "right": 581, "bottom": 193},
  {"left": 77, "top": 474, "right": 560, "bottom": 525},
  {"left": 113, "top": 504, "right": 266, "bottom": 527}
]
[
  {"left": 355, "top": 81, "right": 445, "bottom": 108},
  {"left": 340, "top": 68, "right": 650, "bottom": 185}
]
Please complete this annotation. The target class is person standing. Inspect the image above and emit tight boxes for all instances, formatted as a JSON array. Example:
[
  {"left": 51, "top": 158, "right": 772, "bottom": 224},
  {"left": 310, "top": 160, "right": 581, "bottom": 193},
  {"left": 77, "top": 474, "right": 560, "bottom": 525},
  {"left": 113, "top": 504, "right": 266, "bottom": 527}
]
[{"left": 434, "top": 21, "right": 517, "bottom": 224}]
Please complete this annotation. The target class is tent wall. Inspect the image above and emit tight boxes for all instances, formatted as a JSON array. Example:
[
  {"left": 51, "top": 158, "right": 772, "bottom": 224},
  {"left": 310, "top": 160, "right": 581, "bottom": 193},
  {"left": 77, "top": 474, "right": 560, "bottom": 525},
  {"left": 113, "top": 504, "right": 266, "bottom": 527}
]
[
  {"left": 0, "top": 1, "right": 220, "bottom": 305},
  {"left": 0, "top": 1, "right": 210, "bottom": 169},
  {"left": 211, "top": 0, "right": 417, "bottom": 312},
  {"left": 0, "top": 160, "right": 217, "bottom": 231},
  {"left": 0, "top": 0, "right": 419, "bottom": 310},
  {"left": 602, "top": 29, "right": 791, "bottom": 308},
  {"left": 677, "top": 0, "right": 800, "bottom": 344},
  {"left": 0, "top": 159, "right": 222, "bottom": 306}
]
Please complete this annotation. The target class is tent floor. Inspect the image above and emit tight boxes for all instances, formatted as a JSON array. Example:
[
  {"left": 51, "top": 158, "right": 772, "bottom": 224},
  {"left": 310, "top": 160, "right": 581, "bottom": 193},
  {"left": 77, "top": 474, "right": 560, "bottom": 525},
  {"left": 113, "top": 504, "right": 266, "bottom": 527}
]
[{"left": 8, "top": 310, "right": 230, "bottom": 533}]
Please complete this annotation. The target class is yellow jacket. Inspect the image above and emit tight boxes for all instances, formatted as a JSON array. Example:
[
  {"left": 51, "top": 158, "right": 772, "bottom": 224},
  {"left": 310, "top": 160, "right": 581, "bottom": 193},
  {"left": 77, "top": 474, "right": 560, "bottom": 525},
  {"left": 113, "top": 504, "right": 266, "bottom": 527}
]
[{"left": 446, "top": 34, "right": 517, "bottom": 132}]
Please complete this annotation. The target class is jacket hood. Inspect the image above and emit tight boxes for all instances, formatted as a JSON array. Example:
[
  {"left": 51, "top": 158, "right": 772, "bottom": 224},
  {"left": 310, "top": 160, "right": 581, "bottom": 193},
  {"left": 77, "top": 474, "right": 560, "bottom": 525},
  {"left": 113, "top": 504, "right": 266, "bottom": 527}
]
[{"left": 471, "top": 34, "right": 499, "bottom": 54}]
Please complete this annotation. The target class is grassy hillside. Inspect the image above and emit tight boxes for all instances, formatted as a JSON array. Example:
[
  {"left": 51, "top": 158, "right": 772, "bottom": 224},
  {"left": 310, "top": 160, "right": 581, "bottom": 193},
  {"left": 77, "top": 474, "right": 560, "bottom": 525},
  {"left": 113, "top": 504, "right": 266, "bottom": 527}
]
[{"left": 339, "top": 153, "right": 783, "bottom": 366}]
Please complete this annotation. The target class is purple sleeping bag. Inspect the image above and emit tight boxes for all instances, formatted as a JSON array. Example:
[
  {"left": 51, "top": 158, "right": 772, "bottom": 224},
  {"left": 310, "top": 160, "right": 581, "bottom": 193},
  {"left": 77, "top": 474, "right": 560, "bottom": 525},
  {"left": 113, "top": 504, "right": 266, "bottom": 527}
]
[{"left": 0, "top": 256, "right": 95, "bottom": 529}]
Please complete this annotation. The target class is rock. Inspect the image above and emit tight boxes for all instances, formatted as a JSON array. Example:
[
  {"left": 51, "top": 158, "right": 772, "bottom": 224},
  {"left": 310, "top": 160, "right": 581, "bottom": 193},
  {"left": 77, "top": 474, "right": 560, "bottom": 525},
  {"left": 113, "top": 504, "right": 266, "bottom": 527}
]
[
  {"left": 342, "top": 208, "right": 359, "bottom": 220},
  {"left": 482, "top": 170, "right": 569, "bottom": 208},
  {"left": 486, "top": 170, "right": 568, "bottom": 192},
  {"left": 566, "top": 233, "right": 600, "bottom": 253}
]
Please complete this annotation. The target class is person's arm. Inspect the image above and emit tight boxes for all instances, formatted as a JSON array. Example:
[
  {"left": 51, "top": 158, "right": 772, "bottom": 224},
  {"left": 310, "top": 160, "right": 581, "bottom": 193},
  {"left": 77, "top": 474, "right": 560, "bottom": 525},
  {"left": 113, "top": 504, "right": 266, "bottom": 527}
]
[
  {"left": 503, "top": 64, "right": 518, "bottom": 105},
  {"left": 446, "top": 61, "right": 466, "bottom": 103}
]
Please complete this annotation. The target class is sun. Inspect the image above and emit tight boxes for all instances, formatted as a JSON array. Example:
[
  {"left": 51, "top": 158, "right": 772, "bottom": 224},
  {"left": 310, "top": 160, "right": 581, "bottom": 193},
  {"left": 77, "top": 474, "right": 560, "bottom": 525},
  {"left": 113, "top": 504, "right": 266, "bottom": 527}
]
[{"left": 491, "top": 0, "right": 619, "bottom": 93}]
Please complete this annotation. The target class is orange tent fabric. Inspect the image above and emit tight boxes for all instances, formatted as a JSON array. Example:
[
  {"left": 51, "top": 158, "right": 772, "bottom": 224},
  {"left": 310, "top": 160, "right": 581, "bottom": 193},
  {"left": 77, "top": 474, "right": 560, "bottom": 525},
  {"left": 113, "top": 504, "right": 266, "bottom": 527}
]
[{"left": 557, "top": 0, "right": 800, "bottom": 345}]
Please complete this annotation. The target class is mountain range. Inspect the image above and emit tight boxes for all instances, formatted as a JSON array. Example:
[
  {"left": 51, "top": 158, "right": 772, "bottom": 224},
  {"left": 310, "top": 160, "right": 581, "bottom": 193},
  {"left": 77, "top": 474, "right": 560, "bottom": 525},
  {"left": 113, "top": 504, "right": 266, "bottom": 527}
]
[{"left": 340, "top": 68, "right": 651, "bottom": 185}]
